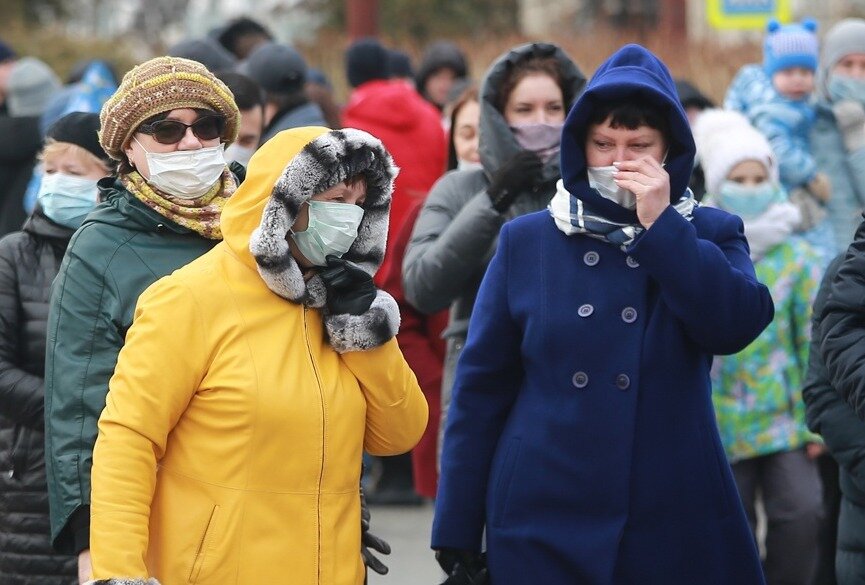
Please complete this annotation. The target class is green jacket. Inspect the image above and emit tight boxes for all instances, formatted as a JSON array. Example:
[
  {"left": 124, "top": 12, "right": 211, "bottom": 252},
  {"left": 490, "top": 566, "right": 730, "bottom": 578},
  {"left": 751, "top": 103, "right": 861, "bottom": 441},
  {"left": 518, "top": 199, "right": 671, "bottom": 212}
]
[{"left": 44, "top": 168, "right": 242, "bottom": 553}]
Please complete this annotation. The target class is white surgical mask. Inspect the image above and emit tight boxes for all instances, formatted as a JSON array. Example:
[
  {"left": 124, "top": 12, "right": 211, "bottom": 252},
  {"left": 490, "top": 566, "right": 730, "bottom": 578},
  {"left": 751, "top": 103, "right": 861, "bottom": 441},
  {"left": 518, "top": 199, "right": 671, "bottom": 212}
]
[
  {"left": 37, "top": 172, "right": 99, "bottom": 229},
  {"left": 136, "top": 138, "right": 226, "bottom": 199},
  {"left": 224, "top": 143, "right": 255, "bottom": 167},
  {"left": 291, "top": 201, "right": 365, "bottom": 267},
  {"left": 587, "top": 165, "right": 636, "bottom": 209}
]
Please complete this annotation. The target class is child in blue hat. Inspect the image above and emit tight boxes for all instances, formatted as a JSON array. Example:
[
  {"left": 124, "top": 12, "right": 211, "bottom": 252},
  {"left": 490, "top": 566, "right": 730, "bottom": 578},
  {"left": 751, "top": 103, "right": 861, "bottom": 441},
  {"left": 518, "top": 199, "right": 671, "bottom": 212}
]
[{"left": 725, "top": 19, "right": 836, "bottom": 268}]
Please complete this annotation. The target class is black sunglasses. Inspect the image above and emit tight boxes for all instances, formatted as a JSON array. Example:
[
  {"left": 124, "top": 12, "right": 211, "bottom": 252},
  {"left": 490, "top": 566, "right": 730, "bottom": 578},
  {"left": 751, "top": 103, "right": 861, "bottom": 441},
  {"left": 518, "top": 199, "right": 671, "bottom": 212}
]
[{"left": 137, "top": 114, "right": 226, "bottom": 145}]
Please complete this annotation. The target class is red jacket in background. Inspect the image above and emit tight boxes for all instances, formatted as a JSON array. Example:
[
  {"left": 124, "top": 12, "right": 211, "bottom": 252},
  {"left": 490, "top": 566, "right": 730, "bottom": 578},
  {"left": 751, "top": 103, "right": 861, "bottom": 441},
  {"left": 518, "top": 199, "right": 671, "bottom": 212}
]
[
  {"left": 379, "top": 201, "right": 448, "bottom": 498},
  {"left": 342, "top": 79, "right": 446, "bottom": 286}
]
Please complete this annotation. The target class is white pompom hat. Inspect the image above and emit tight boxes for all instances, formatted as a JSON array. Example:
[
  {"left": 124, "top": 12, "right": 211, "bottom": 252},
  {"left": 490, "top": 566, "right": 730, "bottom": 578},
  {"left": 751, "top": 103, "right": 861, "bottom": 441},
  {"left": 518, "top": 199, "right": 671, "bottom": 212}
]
[{"left": 693, "top": 108, "right": 778, "bottom": 196}]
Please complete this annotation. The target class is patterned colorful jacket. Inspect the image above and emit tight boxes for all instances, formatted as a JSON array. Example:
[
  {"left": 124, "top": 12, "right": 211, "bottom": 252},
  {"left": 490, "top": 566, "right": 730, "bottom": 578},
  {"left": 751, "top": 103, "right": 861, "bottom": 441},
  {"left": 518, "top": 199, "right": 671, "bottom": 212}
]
[{"left": 711, "top": 236, "right": 821, "bottom": 462}]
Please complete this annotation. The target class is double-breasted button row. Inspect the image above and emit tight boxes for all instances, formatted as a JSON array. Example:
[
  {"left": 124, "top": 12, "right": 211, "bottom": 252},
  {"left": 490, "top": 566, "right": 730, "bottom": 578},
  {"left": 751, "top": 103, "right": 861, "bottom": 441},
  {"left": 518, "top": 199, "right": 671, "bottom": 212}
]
[
  {"left": 583, "top": 251, "right": 600, "bottom": 266},
  {"left": 578, "top": 304, "right": 594, "bottom": 317},
  {"left": 571, "top": 371, "right": 632, "bottom": 390},
  {"left": 621, "top": 307, "right": 638, "bottom": 323}
]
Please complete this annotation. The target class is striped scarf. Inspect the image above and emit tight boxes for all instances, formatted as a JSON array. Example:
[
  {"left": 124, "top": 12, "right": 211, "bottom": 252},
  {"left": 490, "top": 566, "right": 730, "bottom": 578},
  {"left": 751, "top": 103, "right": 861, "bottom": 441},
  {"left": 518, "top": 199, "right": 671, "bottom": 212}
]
[
  {"left": 548, "top": 179, "right": 698, "bottom": 250},
  {"left": 122, "top": 167, "right": 237, "bottom": 240}
]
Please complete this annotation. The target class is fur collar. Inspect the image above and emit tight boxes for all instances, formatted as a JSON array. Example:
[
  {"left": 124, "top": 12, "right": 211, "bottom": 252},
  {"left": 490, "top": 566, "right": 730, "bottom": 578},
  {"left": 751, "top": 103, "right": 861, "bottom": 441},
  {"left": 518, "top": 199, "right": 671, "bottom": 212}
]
[{"left": 249, "top": 128, "right": 401, "bottom": 353}]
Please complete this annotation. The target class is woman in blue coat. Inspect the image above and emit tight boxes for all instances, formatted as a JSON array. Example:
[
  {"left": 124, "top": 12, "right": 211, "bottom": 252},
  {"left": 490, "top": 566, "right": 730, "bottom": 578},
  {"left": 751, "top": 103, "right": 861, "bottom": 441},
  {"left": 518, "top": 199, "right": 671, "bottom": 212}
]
[{"left": 431, "top": 44, "right": 774, "bottom": 584}]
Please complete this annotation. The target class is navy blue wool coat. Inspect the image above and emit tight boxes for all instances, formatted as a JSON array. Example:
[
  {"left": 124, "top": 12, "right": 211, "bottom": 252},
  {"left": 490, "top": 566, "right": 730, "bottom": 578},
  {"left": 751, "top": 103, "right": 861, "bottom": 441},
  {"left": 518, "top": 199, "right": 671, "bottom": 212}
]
[{"left": 432, "top": 44, "right": 774, "bottom": 584}]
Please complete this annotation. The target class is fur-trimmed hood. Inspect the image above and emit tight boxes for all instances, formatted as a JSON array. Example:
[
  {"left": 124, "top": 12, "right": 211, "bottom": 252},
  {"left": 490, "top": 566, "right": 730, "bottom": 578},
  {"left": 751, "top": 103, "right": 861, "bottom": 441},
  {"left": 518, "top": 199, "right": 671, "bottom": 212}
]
[{"left": 220, "top": 126, "right": 400, "bottom": 352}]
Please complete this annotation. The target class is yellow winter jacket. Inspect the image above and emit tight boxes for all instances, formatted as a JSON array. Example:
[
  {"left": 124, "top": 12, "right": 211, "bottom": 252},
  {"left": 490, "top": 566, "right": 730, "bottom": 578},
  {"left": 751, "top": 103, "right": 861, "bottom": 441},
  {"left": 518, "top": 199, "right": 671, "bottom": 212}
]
[{"left": 89, "top": 127, "right": 428, "bottom": 584}]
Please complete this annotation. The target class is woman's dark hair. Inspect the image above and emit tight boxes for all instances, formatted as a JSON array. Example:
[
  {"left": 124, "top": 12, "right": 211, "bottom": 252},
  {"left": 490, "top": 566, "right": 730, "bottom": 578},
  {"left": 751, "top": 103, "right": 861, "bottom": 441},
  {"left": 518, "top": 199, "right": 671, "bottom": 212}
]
[
  {"left": 447, "top": 84, "right": 479, "bottom": 171},
  {"left": 497, "top": 56, "right": 566, "bottom": 114},
  {"left": 586, "top": 98, "right": 672, "bottom": 147}
]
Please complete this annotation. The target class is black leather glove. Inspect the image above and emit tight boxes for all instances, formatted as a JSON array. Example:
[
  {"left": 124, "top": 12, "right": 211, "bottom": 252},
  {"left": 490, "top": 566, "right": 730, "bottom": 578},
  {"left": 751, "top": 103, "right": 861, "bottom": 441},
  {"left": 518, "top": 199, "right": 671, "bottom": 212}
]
[
  {"left": 360, "top": 485, "right": 390, "bottom": 575},
  {"left": 487, "top": 151, "right": 543, "bottom": 212},
  {"left": 319, "top": 255, "right": 377, "bottom": 315},
  {"left": 436, "top": 548, "right": 489, "bottom": 585}
]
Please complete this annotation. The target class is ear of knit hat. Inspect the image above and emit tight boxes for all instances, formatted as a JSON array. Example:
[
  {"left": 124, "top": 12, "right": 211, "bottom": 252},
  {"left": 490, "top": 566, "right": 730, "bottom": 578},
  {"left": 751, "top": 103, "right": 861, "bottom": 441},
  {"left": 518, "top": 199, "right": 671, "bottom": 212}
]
[
  {"left": 693, "top": 108, "right": 778, "bottom": 196},
  {"left": 47, "top": 112, "right": 110, "bottom": 163},
  {"left": 99, "top": 56, "right": 239, "bottom": 161},
  {"left": 764, "top": 18, "right": 819, "bottom": 77}
]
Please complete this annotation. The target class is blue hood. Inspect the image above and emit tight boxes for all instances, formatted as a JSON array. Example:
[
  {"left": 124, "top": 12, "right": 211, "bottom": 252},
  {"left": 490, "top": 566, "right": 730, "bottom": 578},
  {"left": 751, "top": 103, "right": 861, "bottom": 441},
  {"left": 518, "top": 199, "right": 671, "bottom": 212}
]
[{"left": 560, "top": 44, "right": 696, "bottom": 224}]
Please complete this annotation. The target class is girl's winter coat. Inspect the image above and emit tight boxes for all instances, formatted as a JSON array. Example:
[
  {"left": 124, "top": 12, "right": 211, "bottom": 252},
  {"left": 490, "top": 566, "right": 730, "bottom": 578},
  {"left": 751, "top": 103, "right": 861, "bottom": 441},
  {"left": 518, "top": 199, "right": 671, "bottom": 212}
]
[
  {"left": 0, "top": 212, "right": 77, "bottom": 583},
  {"left": 711, "top": 237, "right": 821, "bottom": 462},
  {"left": 87, "top": 128, "right": 428, "bottom": 585},
  {"left": 431, "top": 45, "right": 773, "bottom": 584}
]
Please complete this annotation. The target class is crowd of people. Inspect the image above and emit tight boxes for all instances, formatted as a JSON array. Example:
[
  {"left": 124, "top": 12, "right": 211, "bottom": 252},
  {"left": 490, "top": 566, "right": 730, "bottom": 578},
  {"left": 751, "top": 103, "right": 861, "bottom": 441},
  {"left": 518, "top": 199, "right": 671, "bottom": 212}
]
[{"left": 0, "top": 12, "right": 864, "bottom": 585}]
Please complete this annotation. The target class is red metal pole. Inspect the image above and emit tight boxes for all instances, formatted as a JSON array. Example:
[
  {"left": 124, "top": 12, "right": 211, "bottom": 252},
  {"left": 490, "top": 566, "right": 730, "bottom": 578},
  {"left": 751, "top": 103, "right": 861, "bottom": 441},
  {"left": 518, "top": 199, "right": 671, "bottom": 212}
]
[{"left": 347, "top": 0, "right": 379, "bottom": 40}]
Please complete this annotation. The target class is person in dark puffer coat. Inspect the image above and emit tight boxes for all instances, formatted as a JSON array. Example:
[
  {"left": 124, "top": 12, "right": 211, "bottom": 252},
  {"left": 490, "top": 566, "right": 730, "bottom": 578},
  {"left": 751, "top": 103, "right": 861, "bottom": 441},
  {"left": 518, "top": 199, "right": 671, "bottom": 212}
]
[{"left": 0, "top": 112, "right": 111, "bottom": 585}]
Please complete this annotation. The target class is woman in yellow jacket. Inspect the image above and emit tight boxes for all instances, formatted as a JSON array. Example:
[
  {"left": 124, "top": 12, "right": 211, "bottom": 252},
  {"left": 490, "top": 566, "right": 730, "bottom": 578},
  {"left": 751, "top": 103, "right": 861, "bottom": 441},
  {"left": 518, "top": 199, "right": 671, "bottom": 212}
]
[{"left": 85, "top": 126, "right": 428, "bottom": 585}]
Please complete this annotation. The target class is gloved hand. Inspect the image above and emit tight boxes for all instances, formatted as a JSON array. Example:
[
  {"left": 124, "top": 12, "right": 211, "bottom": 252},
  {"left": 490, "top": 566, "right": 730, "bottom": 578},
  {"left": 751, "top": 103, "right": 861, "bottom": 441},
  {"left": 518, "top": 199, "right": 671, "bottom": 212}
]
[
  {"left": 360, "top": 485, "right": 390, "bottom": 575},
  {"left": 807, "top": 172, "right": 832, "bottom": 203},
  {"left": 832, "top": 100, "right": 865, "bottom": 152},
  {"left": 319, "top": 255, "right": 376, "bottom": 315},
  {"left": 487, "top": 151, "right": 543, "bottom": 212},
  {"left": 436, "top": 548, "right": 489, "bottom": 585}
]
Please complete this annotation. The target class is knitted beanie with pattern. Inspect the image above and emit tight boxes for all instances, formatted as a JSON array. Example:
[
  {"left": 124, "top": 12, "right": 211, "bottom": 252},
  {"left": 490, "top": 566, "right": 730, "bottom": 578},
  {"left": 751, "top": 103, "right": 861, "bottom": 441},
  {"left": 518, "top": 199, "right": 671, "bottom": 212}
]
[
  {"left": 763, "top": 18, "right": 819, "bottom": 77},
  {"left": 99, "top": 56, "right": 239, "bottom": 161}
]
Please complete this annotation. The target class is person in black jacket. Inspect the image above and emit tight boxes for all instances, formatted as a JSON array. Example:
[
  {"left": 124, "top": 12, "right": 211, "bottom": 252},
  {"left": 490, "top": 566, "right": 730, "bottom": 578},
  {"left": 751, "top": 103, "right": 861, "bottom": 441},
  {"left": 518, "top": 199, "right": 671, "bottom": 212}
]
[
  {"left": 805, "top": 254, "right": 857, "bottom": 585},
  {"left": 0, "top": 112, "right": 110, "bottom": 585}
]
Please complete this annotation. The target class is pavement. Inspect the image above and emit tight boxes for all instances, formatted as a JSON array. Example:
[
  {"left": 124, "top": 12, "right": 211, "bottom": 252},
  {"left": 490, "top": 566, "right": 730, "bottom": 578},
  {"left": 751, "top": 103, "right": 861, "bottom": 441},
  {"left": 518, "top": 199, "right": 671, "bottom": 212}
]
[{"left": 367, "top": 502, "right": 443, "bottom": 585}]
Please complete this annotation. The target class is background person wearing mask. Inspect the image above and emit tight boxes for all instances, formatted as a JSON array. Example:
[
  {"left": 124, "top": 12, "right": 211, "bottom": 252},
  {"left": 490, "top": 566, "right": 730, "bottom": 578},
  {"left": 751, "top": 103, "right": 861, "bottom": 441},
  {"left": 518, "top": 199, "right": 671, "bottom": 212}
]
[
  {"left": 696, "top": 109, "right": 823, "bottom": 585},
  {"left": 86, "top": 127, "right": 427, "bottom": 584},
  {"left": 240, "top": 42, "right": 327, "bottom": 143},
  {"left": 403, "top": 42, "right": 585, "bottom": 459},
  {"left": 432, "top": 44, "right": 773, "bottom": 585},
  {"left": 0, "top": 112, "right": 109, "bottom": 585},
  {"left": 43, "top": 56, "right": 242, "bottom": 584},
  {"left": 216, "top": 71, "right": 264, "bottom": 167},
  {"left": 811, "top": 18, "right": 865, "bottom": 253}
]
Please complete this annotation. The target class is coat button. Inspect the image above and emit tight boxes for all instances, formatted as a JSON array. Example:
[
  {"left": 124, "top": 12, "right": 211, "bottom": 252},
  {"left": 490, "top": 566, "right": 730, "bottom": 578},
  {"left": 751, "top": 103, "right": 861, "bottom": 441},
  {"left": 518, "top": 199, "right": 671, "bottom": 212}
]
[
  {"left": 621, "top": 307, "right": 638, "bottom": 323},
  {"left": 572, "top": 371, "right": 589, "bottom": 388},
  {"left": 578, "top": 304, "right": 594, "bottom": 317},
  {"left": 583, "top": 251, "right": 599, "bottom": 266},
  {"left": 616, "top": 374, "right": 630, "bottom": 390},
  {"left": 626, "top": 256, "right": 640, "bottom": 268}
]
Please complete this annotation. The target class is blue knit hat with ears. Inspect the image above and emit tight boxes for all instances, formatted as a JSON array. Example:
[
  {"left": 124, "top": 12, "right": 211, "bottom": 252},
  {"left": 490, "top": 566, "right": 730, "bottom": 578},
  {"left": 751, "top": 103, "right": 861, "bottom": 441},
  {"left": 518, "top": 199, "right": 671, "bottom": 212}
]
[{"left": 764, "top": 18, "right": 819, "bottom": 77}]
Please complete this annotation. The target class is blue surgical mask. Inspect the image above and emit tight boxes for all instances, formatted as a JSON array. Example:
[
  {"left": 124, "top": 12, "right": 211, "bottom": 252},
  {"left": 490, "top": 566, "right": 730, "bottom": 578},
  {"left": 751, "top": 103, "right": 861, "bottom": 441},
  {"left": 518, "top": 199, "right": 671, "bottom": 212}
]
[
  {"left": 717, "top": 180, "right": 781, "bottom": 219},
  {"left": 290, "top": 201, "right": 365, "bottom": 267},
  {"left": 827, "top": 74, "right": 865, "bottom": 105},
  {"left": 37, "top": 172, "right": 99, "bottom": 229}
]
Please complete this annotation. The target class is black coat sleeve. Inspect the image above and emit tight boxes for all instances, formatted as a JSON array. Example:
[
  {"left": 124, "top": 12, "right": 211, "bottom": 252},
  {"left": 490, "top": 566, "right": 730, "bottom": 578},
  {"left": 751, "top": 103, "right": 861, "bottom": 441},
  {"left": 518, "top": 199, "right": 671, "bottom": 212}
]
[{"left": 0, "top": 234, "right": 44, "bottom": 424}]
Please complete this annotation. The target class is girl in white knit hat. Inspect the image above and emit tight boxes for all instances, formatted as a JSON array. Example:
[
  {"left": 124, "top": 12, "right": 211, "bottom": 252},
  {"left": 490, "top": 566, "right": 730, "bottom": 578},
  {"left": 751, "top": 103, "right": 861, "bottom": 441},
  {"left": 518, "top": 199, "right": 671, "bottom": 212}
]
[{"left": 696, "top": 108, "right": 825, "bottom": 584}]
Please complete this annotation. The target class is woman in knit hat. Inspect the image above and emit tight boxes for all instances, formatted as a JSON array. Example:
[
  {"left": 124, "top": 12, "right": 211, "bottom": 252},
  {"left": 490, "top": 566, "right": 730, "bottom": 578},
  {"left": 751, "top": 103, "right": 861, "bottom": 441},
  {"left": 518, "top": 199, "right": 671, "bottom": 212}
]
[
  {"left": 0, "top": 112, "right": 110, "bottom": 583},
  {"left": 695, "top": 108, "right": 824, "bottom": 585},
  {"left": 43, "top": 56, "right": 242, "bottom": 583},
  {"left": 84, "top": 126, "right": 427, "bottom": 584}
]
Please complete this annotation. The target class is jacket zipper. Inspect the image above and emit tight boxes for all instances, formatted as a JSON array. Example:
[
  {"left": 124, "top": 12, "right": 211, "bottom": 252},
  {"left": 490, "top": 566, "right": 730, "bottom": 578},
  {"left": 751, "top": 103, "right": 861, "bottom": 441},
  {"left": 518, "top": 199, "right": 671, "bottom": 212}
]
[{"left": 303, "top": 306, "right": 327, "bottom": 583}]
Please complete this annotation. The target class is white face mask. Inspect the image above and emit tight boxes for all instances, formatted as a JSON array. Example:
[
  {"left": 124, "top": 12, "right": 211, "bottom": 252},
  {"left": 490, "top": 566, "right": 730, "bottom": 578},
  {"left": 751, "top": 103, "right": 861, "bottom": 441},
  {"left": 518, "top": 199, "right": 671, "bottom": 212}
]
[
  {"left": 136, "top": 138, "right": 226, "bottom": 199},
  {"left": 290, "top": 200, "right": 365, "bottom": 267},
  {"left": 224, "top": 143, "right": 255, "bottom": 167},
  {"left": 587, "top": 165, "right": 636, "bottom": 209}
]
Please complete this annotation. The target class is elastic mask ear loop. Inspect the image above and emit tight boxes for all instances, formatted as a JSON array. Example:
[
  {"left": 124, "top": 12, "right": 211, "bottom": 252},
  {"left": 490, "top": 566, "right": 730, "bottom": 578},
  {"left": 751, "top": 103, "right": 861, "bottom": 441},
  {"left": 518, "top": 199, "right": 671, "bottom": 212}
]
[{"left": 289, "top": 200, "right": 310, "bottom": 236}]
